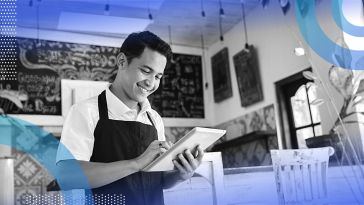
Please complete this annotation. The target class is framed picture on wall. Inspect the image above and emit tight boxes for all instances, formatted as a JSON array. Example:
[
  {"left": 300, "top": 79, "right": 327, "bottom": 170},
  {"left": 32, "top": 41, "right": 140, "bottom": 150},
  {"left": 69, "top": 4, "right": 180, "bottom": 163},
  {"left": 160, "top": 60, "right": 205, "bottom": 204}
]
[
  {"left": 233, "top": 45, "right": 263, "bottom": 107},
  {"left": 211, "top": 47, "right": 233, "bottom": 103}
]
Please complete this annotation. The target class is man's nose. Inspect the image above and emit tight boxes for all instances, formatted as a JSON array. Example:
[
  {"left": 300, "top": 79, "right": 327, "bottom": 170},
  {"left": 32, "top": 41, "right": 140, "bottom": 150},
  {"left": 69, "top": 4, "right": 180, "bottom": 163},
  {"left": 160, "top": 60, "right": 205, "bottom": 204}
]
[{"left": 145, "top": 76, "right": 155, "bottom": 87}]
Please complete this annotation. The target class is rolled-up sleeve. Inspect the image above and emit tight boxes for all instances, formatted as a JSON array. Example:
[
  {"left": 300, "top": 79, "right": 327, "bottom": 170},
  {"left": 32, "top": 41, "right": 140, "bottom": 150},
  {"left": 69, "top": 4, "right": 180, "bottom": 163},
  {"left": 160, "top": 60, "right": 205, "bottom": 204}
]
[{"left": 56, "top": 103, "right": 97, "bottom": 163}]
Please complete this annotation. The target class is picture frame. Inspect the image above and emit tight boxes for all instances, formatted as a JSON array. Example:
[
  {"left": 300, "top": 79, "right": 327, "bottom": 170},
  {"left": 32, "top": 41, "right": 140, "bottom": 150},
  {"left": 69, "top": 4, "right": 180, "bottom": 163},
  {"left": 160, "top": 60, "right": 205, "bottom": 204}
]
[
  {"left": 233, "top": 45, "right": 263, "bottom": 107},
  {"left": 211, "top": 47, "right": 233, "bottom": 103}
]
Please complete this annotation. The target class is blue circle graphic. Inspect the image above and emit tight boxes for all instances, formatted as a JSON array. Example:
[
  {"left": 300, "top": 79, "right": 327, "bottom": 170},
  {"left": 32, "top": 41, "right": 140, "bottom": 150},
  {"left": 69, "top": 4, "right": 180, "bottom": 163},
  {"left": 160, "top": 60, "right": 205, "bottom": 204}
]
[
  {"left": 331, "top": 0, "right": 364, "bottom": 37},
  {"left": 0, "top": 115, "right": 93, "bottom": 205},
  {"left": 295, "top": 0, "right": 364, "bottom": 70}
]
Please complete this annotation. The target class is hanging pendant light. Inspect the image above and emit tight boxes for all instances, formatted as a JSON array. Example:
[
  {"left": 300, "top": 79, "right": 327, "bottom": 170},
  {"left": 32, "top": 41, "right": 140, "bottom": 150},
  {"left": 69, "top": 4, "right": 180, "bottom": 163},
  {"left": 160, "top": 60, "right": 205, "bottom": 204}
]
[
  {"left": 168, "top": 25, "right": 175, "bottom": 63},
  {"left": 219, "top": 15, "right": 223, "bottom": 41},
  {"left": 200, "top": 0, "right": 206, "bottom": 17},
  {"left": 36, "top": 0, "right": 41, "bottom": 47},
  {"left": 201, "top": 33, "right": 208, "bottom": 89},
  {"left": 241, "top": 1, "right": 249, "bottom": 49},
  {"left": 147, "top": 0, "right": 153, "bottom": 21},
  {"left": 218, "top": 0, "right": 225, "bottom": 17},
  {"left": 104, "top": 0, "right": 110, "bottom": 15}
]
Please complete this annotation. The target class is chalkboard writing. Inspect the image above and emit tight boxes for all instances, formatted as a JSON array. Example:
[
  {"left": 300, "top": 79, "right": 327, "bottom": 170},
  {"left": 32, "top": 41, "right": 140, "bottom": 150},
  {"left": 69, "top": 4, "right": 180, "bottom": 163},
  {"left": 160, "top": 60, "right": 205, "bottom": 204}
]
[
  {"left": 0, "top": 38, "right": 204, "bottom": 118},
  {"left": 149, "top": 53, "right": 204, "bottom": 118},
  {"left": 0, "top": 38, "right": 119, "bottom": 115}
]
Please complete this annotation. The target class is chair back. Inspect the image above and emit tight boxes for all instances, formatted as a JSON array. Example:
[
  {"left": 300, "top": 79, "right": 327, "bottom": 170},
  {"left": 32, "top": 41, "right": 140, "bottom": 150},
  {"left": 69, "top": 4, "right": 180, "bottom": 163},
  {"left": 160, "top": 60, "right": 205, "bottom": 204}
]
[
  {"left": 163, "top": 152, "right": 225, "bottom": 205},
  {"left": 270, "top": 147, "right": 334, "bottom": 204}
]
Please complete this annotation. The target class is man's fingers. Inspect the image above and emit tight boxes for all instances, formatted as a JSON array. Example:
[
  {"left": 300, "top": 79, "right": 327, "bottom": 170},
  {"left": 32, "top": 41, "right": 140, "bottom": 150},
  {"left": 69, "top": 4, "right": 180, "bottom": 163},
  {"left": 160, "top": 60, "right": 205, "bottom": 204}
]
[
  {"left": 158, "top": 141, "right": 173, "bottom": 150},
  {"left": 173, "top": 159, "right": 186, "bottom": 174},
  {"left": 185, "top": 149, "right": 194, "bottom": 159},
  {"left": 178, "top": 154, "right": 193, "bottom": 173},
  {"left": 184, "top": 149, "right": 197, "bottom": 168},
  {"left": 196, "top": 145, "right": 204, "bottom": 160}
]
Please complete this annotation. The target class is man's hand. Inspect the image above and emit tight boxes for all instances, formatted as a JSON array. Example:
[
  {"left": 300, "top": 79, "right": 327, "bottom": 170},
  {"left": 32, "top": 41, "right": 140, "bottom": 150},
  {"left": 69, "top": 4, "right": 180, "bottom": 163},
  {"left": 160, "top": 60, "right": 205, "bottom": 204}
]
[
  {"left": 135, "top": 140, "right": 172, "bottom": 170},
  {"left": 173, "top": 145, "right": 204, "bottom": 180}
]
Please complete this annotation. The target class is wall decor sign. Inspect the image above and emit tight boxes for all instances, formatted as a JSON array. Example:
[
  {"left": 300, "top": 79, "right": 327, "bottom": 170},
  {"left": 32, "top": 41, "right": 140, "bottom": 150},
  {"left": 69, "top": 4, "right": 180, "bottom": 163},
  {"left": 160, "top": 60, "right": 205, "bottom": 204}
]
[
  {"left": 233, "top": 45, "right": 263, "bottom": 107},
  {"left": 211, "top": 47, "right": 233, "bottom": 103}
]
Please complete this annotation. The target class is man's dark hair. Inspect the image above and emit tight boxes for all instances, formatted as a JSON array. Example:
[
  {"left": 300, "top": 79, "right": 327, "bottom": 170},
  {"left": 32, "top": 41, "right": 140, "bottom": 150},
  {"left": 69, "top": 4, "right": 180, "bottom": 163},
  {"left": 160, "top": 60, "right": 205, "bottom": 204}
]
[{"left": 120, "top": 31, "right": 172, "bottom": 68}]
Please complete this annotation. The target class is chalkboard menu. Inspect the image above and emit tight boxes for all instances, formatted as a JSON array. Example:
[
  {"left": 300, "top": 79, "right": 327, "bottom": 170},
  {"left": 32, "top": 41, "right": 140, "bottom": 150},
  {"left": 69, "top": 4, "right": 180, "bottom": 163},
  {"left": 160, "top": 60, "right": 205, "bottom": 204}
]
[
  {"left": 0, "top": 38, "right": 204, "bottom": 118},
  {"left": 0, "top": 38, "right": 119, "bottom": 115},
  {"left": 148, "top": 54, "right": 204, "bottom": 118}
]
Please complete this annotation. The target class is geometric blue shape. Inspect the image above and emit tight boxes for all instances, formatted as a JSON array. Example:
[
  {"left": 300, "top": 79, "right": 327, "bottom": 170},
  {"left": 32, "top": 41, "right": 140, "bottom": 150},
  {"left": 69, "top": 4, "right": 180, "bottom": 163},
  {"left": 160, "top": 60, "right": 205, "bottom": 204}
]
[
  {"left": 295, "top": 0, "right": 364, "bottom": 70},
  {"left": 0, "top": 115, "right": 93, "bottom": 205}
]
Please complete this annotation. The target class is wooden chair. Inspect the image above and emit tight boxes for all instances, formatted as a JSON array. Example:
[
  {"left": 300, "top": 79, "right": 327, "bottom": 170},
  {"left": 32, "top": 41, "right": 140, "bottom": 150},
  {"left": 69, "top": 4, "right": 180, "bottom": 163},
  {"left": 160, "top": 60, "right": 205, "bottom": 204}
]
[
  {"left": 163, "top": 152, "right": 225, "bottom": 205},
  {"left": 270, "top": 147, "right": 334, "bottom": 204}
]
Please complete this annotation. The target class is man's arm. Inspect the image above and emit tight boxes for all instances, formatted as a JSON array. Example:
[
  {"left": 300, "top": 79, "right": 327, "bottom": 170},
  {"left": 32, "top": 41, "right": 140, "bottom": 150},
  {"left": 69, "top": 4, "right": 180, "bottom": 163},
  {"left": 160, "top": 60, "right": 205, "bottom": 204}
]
[{"left": 56, "top": 140, "right": 169, "bottom": 190}]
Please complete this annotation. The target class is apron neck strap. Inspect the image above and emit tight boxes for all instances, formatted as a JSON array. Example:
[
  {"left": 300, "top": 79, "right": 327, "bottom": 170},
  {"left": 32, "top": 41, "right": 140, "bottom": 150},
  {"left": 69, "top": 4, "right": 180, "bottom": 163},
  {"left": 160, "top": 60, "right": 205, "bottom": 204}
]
[{"left": 98, "top": 90, "right": 109, "bottom": 120}]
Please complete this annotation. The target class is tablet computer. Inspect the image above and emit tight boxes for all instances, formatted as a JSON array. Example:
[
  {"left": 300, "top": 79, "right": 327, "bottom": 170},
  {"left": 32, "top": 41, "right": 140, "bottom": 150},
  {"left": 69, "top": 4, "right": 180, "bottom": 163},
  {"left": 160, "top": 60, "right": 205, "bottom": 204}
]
[{"left": 142, "top": 127, "right": 226, "bottom": 172}]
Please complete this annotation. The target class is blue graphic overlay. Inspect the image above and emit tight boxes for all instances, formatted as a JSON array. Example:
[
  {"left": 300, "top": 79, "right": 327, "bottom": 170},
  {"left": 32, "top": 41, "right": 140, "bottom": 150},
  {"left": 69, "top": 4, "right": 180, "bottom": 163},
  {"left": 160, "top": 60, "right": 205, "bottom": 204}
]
[
  {"left": 331, "top": 0, "right": 364, "bottom": 37},
  {"left": 0, "top": 115, "right": 93, "bottom": 205},
  {"left": 0, "top": 0, "right": 17, "bottom": 81},
  {"left": 295, "top": 0, "right": 364, "bottom": 70}
]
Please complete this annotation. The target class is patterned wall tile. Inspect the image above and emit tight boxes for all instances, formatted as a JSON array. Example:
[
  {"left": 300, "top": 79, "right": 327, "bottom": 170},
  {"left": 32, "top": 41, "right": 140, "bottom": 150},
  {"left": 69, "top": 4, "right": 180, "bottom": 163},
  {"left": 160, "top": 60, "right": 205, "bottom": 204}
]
[
  {"left": 214, "top": 104, "right": 278, "bottom": 168},
  {"left": 15, "top": 186, "right": 41, "bottom": 205}
]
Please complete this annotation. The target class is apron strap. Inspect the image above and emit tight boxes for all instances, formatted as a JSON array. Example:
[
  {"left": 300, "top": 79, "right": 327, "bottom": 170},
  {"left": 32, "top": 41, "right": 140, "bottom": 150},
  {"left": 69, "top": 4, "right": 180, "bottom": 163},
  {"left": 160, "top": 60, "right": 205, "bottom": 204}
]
[
  {"left": 98, "top": 90, "right": 109, "bottom": 120},
  {"left": 146, "top": 111, "right": 156, "bottom": 128},
  {"left": 98, "top": 90, "right": 156, "bottom": 128}
]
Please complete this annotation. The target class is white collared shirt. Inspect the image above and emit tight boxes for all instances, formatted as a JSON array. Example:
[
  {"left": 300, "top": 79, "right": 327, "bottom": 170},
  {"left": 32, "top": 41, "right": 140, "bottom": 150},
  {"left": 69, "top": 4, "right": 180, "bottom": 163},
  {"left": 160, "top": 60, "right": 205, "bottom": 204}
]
[{"left": 56, "top": 87, "right": 165, "bottom": 163}]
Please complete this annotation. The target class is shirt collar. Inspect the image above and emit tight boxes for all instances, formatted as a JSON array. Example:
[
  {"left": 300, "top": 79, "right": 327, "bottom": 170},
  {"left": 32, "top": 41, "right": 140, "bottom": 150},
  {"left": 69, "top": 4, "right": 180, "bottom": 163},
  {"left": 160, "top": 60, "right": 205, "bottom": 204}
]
[{"left": 105, "top": 86, "right": 151, "bottom": 116}]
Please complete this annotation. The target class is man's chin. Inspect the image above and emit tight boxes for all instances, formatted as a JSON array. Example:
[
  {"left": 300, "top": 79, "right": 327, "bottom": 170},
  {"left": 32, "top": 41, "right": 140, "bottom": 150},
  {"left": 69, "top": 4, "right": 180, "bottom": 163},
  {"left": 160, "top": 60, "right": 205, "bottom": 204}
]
[{"left": 135, "top": 95, "right": 148, "bottom": 102}]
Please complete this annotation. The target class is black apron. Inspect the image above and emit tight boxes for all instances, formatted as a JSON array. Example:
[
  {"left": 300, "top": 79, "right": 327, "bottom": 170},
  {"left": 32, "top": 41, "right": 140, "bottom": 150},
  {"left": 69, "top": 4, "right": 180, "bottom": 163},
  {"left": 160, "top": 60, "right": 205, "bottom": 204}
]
[{"left": 89, "top": 91, "right": 164, "bottom": 205}]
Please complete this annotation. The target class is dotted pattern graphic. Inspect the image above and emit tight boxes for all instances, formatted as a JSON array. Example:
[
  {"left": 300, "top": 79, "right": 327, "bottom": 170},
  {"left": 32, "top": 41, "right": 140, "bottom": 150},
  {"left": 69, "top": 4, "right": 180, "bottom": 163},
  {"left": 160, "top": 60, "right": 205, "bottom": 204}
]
[
  {"left": 22, "top": 193, "right": 126, "bottom": 205},
  {"left": 0, "top": 0, "right": 17, "bottom": 81}
]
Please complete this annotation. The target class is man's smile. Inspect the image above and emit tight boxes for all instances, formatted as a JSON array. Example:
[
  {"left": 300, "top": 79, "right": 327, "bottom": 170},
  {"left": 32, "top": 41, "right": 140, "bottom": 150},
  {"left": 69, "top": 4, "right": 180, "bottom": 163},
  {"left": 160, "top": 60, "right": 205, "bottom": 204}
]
[{"left": 137, "top": 84, "right": 152, "bottom": 93}]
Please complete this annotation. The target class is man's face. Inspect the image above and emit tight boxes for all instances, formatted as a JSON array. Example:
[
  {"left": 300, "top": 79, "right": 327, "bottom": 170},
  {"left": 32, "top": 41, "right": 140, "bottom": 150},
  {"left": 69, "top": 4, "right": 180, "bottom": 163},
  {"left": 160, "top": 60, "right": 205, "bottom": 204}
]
[{"left": 120, "top": 47, "right": 167, "bottom": 106}]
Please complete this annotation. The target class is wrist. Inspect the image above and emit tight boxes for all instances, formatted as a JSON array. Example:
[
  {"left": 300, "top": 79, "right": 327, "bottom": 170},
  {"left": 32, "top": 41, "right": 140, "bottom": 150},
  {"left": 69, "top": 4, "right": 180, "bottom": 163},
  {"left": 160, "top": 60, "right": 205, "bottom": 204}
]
[{"left": 131, "top": 158, "right": 142, "bottom": 172}]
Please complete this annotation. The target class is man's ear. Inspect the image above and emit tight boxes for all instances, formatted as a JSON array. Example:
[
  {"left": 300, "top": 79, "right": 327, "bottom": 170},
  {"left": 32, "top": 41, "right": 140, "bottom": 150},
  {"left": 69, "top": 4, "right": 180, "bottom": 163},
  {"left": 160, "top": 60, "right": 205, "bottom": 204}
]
[{"left": 116, "top": 52, "right": 127, "bottom": 69}]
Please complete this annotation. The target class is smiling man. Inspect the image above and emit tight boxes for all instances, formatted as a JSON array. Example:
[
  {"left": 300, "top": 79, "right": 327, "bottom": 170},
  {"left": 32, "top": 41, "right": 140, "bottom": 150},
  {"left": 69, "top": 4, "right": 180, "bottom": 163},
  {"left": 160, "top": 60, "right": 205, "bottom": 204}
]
[{"left": 56, "top": 31, "right": 204, "bottom": 205}]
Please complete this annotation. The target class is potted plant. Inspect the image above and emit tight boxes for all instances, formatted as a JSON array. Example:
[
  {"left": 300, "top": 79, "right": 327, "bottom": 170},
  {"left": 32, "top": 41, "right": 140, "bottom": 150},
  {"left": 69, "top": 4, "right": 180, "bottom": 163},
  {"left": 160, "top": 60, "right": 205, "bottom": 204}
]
[{"left": 303, "top": 41, "right": 364, "bottom": 164}]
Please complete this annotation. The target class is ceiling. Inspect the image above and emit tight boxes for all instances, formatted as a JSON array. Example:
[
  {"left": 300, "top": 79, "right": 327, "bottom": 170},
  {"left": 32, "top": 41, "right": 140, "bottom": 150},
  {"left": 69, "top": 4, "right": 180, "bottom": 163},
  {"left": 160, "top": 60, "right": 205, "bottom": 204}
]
[{"left": 17, "top": 0, "right": 261, "bottom": 48}]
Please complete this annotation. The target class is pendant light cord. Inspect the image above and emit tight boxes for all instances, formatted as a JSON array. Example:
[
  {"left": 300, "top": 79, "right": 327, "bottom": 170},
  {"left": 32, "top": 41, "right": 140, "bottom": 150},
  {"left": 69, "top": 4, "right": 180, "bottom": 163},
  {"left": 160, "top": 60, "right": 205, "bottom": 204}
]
[{"left": 241, "top": 2, "right": 249, "bottom": 48}]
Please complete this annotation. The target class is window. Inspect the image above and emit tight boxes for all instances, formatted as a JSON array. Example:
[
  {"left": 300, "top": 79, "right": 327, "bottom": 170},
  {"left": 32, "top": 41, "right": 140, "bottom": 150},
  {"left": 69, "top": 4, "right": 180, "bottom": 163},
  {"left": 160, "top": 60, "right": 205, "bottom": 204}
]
[
  {"left": 290, "top": 82, "right": 322, "bottom": 148},
  {"left": 276, "top": 68, "right": 322, "bottom": 149}
]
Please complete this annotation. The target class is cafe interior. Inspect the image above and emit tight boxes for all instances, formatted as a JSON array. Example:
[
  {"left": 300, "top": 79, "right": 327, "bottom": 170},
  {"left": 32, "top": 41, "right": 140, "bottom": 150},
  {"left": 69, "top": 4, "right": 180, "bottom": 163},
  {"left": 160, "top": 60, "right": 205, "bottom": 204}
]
[{"left": 1, "top": 0, "right": 364, "bottom": 204}]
